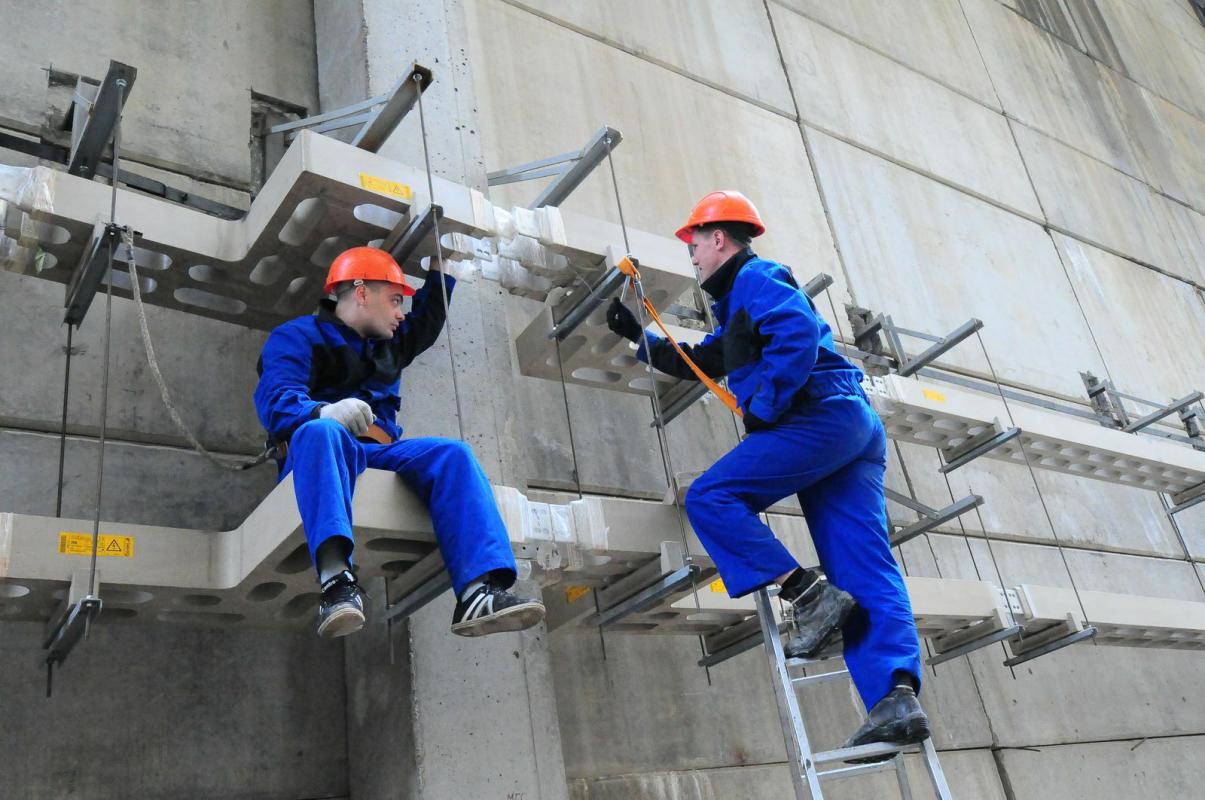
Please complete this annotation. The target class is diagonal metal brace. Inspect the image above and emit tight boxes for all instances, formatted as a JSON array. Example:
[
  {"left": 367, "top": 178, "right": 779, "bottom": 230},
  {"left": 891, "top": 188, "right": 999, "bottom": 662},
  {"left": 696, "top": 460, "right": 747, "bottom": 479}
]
[
  {"left": 939, "top": 425, "right": 1022, "bottom": 474},
  {"left": 582, "top": 564, "right": 702, "bottom": 628},
  {"left": 1003, "top": 626, "right": 1097, "bottom": 667},
  {"left": 885, "top": 489, "right": 984, "bottom": 546}
]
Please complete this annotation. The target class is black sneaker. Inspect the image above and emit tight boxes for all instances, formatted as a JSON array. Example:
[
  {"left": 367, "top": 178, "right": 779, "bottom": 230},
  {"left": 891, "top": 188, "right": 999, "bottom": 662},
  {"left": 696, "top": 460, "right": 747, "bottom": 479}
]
[
  {"left": 842, "top": 686, "right": 931, "bottom": 763},
  {"left": 451, "top": 584, "right": 545, "bottom": 637},
  {"left": 782, "top": 580, "right": 858, "bottom": 659},
  {"left": 317, "top": 570, "right": 366, "bottom": 638}
]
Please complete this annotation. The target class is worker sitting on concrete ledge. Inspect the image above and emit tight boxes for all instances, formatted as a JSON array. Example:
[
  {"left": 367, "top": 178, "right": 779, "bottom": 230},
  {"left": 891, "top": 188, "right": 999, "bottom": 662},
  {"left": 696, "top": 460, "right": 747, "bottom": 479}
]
[
  {"left": 254, "top": 246, "right": 545, "bottom": 639},
  {"left": 606, "top": 192, "right": 927, "bottom": 752}
]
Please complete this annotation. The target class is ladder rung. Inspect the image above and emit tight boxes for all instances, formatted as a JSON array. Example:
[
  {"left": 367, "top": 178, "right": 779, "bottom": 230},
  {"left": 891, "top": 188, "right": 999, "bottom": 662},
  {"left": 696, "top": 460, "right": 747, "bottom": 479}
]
[
  {"left": 817, "top": 757, "right": 901, "bottom": 782},
  {"left": 813, "top": 741, "right": 915, "bottom": 765},
  {"left": 790, "top": 668, "right": 850, "bottom": 687}
]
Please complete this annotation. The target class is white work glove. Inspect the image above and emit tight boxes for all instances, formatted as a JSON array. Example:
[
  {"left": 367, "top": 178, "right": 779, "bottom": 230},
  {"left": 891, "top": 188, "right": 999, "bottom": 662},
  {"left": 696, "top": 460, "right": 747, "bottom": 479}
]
[{"left": 319, "top": 398, "right": 374, "bottom": 436}]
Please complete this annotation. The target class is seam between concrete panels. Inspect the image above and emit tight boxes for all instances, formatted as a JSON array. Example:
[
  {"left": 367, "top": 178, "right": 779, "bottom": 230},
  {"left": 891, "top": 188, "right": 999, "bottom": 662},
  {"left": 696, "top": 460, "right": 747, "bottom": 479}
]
[
  {"left": 494, "top": 0, "right": 798, "bottom": 121},
  {"left": 0, "top": 424, "right": 263, "bottom": 459},
  {"left": 954, "top": 0, "right": 1120, "bottom": 390},
  {"left": 994, "top": 0, "right": 1205, "bottom": 127},
  {"left": 759, "top": 0, "right": 863, "bottom": 314}
]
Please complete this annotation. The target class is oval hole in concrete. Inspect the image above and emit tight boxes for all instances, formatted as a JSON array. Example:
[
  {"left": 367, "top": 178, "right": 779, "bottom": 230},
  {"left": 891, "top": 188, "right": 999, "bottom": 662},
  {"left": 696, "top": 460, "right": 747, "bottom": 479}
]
[
  {"left": 176, "top": 594, "right": 222, "bottom": 607},
  {"left": 278, "top": 197, "right": 327, "bottom": 246},
  {"left": 276, "top": 543, "right": 312, "bottom": 575},
  {"left": 104, "top": 588, "right": 153, "bottom": 605},
  {"left": 281, "top": 592, "right": 320, "bottom": 619},
  {"left": 572, "top": 368, "right": 622, "bottom": 384},
  {"left": 174, "top": 288, "right": 246, "bottom": 315},
  {"left": 250, "top": 255, "right": 285, "bottom": 285},
  {"left": 105, "top": 270, "right": 157, "bottom": 294},
  {"left": 353, "top": 204, "right": 404, "bottom": 230},
  {"left": 0, "top": 583, "right": 31, "bottom": 599},
  {"left": 246, "top": 582, "right": 287, "bottom": 603}
]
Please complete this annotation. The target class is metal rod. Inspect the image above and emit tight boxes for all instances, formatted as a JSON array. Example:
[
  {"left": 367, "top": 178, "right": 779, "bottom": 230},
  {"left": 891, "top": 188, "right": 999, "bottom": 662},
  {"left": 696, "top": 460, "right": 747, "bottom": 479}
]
[
  {"left": 55, "top": 324, "right": 74, "bottom": 517},
  {"left": 1002, "top": 626, "right": 1097, "bottom": 667},
  {"left": 548, "top": 267, "right": 625, "bottom": 341},
  {"left": 532, "top": 126, "right": 622, "bottom": 209},
  {"left": 938, "top": 426, "right": 1021, "bottom": 473},
  {"left": 926, "top": 624, "right": 1024, "bottom": 666},
  {"left": 268, "top": 93, "right": 387, "bottom": 134},
  {"left": 890, "top": 494, "right": 984, "bottom": 546},
  {"left": 1122, "top": 392, "right": 1204, "bottom": 433},
  {"left": 898, "top": 318, "right": 984, "bottom": 377},
  {"left": 582, "top": 565, "right": 700, "bottom": 628}
]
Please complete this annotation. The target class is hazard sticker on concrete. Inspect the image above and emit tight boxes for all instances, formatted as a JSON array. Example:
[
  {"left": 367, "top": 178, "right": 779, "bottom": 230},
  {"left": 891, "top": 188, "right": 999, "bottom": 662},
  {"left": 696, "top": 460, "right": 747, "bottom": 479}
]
[
  {"left": 564, "top": 585, "right": 591, "bottom": 604},
  {"left": 58, "top": 532, "right": 135, "bottom": 558},
  {"left": 358, "top": 172, "right": 413, "bottom": 201}
]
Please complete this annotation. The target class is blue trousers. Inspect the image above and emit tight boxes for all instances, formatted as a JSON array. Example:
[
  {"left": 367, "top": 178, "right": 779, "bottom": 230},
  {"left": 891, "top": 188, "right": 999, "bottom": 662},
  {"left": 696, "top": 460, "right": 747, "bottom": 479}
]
[
  {"left": 282, "top": 418, "right": 517, "bottom": 596},
  {"left": 685, "top": 393, "right": 921, "bottom": 708}
]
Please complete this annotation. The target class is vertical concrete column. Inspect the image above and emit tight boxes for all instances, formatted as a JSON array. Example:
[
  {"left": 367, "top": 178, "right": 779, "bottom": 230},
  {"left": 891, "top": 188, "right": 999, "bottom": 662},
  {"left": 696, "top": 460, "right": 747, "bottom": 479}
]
[{"left": 316, "top": 2, "right": 568, "bottom": 797}]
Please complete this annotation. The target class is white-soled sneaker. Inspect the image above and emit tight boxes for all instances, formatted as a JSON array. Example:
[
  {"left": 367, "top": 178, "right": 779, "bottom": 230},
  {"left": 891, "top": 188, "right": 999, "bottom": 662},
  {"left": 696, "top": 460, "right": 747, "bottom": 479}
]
[
  {"left": 317, "top": 570, "right": 366, "bottom": 638},
  {"left": 451, "top": 584, "right": 545, "bottom": 637}
]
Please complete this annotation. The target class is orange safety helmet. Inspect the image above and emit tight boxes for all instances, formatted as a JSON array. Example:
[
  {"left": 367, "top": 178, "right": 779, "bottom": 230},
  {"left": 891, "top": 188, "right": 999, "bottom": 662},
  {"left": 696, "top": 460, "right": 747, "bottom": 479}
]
[
  {"left": 675, "top": 190, "right": 766, "bottom": 243},
  {"left": 323, "top": 246, "right": 415, "bottom": 296}
]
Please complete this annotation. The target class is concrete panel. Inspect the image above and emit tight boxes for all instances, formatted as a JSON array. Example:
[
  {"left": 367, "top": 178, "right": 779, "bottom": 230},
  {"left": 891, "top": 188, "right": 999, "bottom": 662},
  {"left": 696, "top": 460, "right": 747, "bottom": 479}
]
[
  {"left": 1013, "top": 123, "right": 1205, "bottom": 286},
  {"left": 0, "top": 620, "right": 347, "bottom": 800},
  {"left": 496, "top": 0, "right": 795, "bottom": 114},
  {"left": 771, "top": 0, "right": 998, "bottom": 106},
  {"left": 808, "top": 129, "right": 1108, "bottom": 399},
  {"left": 0, "top": 428, "right": 277, "bottom": 531},
  {"left": 894, "top": 437, "right": 1189, "bottom": 560},
  {"left": 769, "top": 3, "right": 1042, "bottom": 218},
  {"left": 961, "top": 0, "right": 1140, "bottom": 176},
  {"left": 466, "top": 0, "right": 843, "bottom": 496},
  {"left": 465, "top": 0, "right": 842, "bottom": 298},
  {"left": 0, "top": 0, "right": 318, "bottom": 187},
  {"left": 1071, "top": 0, "right": 1205, "bottom": 119},
  {"left": 1001, "top": 0, "right": 1088, "bottom": 49},
  {"left": 568, "top": 747, "right": 1007, "bottom": 799},
  {"left": 0, "top": 270, "right": 268, "bottom": 454},
  {"left": 942, "top": 537, "right": 1205, "bottom": 744},
  {"left": 998, "top": 735, "right": 1205, "bottom": 799},
  {"left": 1055, "top": 234, "right": 1205, "bottom": 403},
  {"left": 1103, "top": 71, "right": 1205, "bottom": 214},
  {"left": 314, "top": 0, "right": 370, "bottom": 113}
]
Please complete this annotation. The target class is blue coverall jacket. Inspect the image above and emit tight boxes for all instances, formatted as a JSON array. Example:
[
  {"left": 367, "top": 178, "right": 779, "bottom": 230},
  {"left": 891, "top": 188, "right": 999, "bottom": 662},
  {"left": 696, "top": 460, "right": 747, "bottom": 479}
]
[
  {"left": 638, "top": 248, "right": 922, "bottom": 708},
  {"left": 253, "top": 273, "right": 517, "bottom": 595}
]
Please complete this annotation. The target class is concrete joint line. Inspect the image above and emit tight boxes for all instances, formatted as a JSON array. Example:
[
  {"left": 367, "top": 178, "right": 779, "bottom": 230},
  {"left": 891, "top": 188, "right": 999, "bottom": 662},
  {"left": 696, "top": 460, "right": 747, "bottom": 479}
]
[{"left": 496, "top": 0, "right": 797, "bottom": 121}]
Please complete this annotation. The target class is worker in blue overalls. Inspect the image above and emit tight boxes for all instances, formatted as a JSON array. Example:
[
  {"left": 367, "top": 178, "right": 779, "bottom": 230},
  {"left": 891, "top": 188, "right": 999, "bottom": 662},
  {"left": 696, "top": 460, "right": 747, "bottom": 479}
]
[
  {"left": 606, "top": 192, "right": 927, "bottom": 752},
  {"left": 255, "top": 247, "right": 545, "bottom": 639}
]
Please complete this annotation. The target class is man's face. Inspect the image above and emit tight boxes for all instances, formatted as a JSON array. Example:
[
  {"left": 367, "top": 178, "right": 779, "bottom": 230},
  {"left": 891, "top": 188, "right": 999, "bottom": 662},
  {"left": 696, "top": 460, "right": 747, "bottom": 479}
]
[
  {"left": 689, "top": 228, "right": 727, "bottom": 282},
  {"left": 359, "top": 283, "right": 406, "bottom": 338}
]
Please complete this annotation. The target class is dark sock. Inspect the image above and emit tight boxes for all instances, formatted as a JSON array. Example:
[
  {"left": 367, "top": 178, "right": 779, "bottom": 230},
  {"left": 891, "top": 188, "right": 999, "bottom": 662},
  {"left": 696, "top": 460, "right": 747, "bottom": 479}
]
[
  {"left": 892, "top": 669, "right": 918, "bottom": 693},
  {"left": 778, "top": 567, "right": 821, "bottom": 603},
  {"left": 316, "top": 536, "right": 353, "bottom": 586}
]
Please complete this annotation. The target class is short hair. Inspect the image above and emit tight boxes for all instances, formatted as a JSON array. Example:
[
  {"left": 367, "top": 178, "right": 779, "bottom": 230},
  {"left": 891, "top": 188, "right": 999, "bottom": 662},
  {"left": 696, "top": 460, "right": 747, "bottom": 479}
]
[{"left": 695, "top": 221, "right": 756, "bottom": 246}]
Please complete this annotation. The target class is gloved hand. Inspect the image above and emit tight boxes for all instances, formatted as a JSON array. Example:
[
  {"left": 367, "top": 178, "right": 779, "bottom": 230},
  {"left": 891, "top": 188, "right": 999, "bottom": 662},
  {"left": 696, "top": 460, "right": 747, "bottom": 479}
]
[
  {"left": 319, "top": 398, "right": 374, "bottom": 436},
  {"left": 742, "top": 407, "right": 773, "bottom": 436},
  {"left": 606, "top": 297, "right": 643, "bottom": 342}
]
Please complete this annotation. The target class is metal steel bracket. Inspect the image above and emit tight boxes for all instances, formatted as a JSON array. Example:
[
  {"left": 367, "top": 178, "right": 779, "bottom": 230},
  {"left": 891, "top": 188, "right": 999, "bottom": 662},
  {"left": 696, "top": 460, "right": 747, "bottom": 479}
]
[
  {"left": 938, "top": 424, "right": 1022, "bottom": 474},
  {"left": 266, "top": 62, "right": 432, "bottom": 154},
  {"left": 487, "top": 126, "right": 622, "bottom": 209},
  {"left": 67, "top": 60, "right": 137, "bottom": 178},
  {"left": 64, "top": 222, "right": 133, "bottom": 326},
  {"left": 851, "top": 309, "right": 982, "bottom": 377},
  {"left": 885, "top": 488, "right": 984, "bottom": 546}
]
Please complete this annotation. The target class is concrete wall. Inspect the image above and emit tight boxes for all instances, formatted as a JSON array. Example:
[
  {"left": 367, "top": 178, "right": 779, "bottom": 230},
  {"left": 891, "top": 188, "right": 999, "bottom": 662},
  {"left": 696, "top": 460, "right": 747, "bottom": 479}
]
[
  {"left": 453, "top": 1, "right": 1205, "bottom": 798},
  {"left": 0, "top": 3, "right": 333, "bottom": 799},
  {"left": 1, "top": 0, "right": 1203, "bottom": 798}
]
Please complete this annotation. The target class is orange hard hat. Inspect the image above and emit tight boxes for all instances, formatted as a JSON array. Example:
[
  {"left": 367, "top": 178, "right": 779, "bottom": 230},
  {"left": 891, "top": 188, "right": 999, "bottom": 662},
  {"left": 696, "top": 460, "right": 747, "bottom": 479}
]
[
  {"left": 675, "top": 190, "right": 766, "bottom": 243},
  {"left": 323, "top": 246, "right": 415, "bottom": 296}
]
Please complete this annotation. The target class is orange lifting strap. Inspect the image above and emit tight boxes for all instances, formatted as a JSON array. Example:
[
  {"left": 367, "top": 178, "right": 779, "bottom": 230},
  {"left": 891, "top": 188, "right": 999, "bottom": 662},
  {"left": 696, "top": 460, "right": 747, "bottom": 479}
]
[{"left": 615, "top": 256, "right": 743, "bottom": 418}]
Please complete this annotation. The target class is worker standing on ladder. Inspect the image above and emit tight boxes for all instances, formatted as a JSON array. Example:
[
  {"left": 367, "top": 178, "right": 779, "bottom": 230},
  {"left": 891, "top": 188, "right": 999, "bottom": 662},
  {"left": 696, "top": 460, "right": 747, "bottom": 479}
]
[
  {"left": 254, "top": 246, "right": 545, "bottom": 638},
  {"left": 606, "top": 192, "right": 928, "bottom": 751}
]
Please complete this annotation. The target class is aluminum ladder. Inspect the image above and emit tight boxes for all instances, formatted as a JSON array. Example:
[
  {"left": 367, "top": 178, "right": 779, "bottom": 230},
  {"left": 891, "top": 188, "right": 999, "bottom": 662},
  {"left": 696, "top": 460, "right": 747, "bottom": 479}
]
[{"left": 754, "top": 588, "right": 954, "bottom": 799}]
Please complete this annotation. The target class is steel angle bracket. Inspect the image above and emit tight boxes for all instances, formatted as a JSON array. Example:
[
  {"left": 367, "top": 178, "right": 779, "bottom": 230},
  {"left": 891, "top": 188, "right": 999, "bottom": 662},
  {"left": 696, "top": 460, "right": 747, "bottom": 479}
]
[
  {"left": 64, "top": 222, "right": 136, "bottom": 326},
  {"left": 1003, "top": 626, "right": 1097, "bottom": 667},
  {"left": 938, "top": 424, "right": 1021, "bottom": 474}
]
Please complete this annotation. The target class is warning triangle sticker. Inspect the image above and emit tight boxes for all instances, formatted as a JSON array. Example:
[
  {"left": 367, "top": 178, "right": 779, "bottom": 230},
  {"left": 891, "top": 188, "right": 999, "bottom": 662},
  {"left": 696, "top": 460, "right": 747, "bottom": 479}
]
[{"left": 104, "top": 538, "right": 125, "bottom": 554}]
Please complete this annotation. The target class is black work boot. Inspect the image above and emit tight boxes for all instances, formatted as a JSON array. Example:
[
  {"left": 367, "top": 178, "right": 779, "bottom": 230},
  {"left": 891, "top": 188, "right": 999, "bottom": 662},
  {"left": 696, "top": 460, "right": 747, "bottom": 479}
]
[
  {"left": 842, "top": 686, "right": 931, "bottom": 763},
  {"left": 782, "top": 580, "right": 858, "bottom": 659},
  {"left": 317, "top": 569, "right": 366, "bottom": 638}
]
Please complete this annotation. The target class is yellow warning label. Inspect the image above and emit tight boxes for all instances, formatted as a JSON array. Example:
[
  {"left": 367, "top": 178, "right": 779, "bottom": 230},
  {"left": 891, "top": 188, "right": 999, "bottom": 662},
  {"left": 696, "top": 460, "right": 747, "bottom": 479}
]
[
  {"left": 709, "top": 578, "right": 726, "bottom": 594},
  {"left": 58, "top": 532, "right": 135, "bottom": 558},
  {"left": 922, "top": 388, "right": 947, "bottom": 404},
  {"left": 564, "top": 585, "right": 591, "bottom": 604},
  {"left": 358, "top": 172, "right": 414, "bottom": 201}
]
